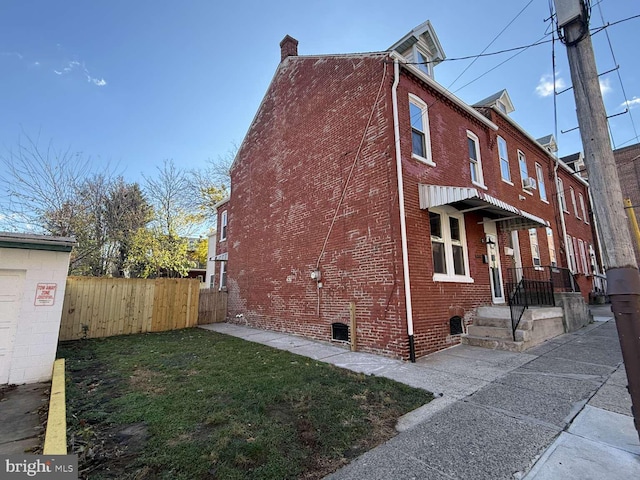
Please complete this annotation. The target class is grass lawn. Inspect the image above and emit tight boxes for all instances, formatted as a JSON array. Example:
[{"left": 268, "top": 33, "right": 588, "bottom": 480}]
[{"left": 58, "top": 328, "right": 432, "bottom": 479}]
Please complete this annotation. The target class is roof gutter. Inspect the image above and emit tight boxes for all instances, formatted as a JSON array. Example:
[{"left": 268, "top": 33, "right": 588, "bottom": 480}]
[{"left": 391, "top": 58, "right": 416, "bottom": 362}]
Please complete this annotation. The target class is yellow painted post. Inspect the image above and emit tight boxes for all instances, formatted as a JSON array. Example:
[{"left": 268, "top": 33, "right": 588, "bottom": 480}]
[
  {"left": 349, "top": 302, "right": 357, "bottom": 352},
  {"left": 43, "top": 359, "right": 67, "bottom": 455},
  {"left": 624, "top": 198, "right": 640, "bottom": 257}
]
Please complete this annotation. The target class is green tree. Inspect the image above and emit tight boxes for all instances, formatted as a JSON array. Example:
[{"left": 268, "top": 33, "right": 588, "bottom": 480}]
[{"left": 125, "top": 227, "right": 194, "bottom": 278}]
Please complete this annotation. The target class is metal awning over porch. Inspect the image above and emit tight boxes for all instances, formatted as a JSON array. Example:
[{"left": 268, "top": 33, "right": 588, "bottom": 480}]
[{"left": 418, "top": 184, "right": 549, "bottom": 231}]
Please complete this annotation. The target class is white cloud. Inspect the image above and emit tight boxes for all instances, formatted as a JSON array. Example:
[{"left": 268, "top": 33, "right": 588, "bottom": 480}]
[
  {"left": 535, "top": 73, "right": 566, "bottom": 97},
  {"left": 622, "top": 97, "right": 640, "bottom": 110},
  {"left": 599, "top": 78, "right": 612, "bottom": 95},
  {"left": 0, "top": 51, "right": 24, "bottom": 60},
  {"left": 53, "top": 59, "right": 107, "bottom": 87}
]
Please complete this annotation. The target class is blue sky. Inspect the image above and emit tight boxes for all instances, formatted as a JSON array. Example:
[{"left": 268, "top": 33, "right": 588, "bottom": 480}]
[{"left": 1, "top": 0, "right": 638, "bottom": 182}]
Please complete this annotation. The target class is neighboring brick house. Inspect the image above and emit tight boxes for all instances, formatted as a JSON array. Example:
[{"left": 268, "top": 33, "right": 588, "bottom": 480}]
[
  {"left": 213, "top": 21, "right": 600, "bottom": 360},
  {"left": 613, "top": 142, "right": 640, "bottom": 265}
]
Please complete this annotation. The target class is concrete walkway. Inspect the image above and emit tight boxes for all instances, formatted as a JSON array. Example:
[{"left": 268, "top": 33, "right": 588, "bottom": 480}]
[
  {"left": 0, "top": 383, "right": 48, "bottom": 454},
  {"left": 201, "top": 306, "right": 640, "bottom": 480}
]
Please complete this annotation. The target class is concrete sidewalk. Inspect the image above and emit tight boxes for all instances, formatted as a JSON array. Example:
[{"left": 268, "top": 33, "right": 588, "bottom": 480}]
[
  {"left": 201, "top": 306, "right": 639, "bottom": 479},
  {"left": 0, "top": 383, "right": 48, "bottom": 454}
]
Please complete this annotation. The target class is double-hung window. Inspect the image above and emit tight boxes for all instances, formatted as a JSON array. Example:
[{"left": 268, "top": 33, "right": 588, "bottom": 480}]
[
  {"left": 578, "top": 239, "right": 588, "bottom": 274},
  {"left": 579, "top": 193, "right": 589, "bottom": 223},
  {"left": 519, "top": 151, "right": 531, "bottom": 192},
  {"left": 219, "top": 261, "right": 227, "bottom": 290},
  {"left": 429, "top": 207, "right": 472, "bottom": 282},
  {"left": 570, "top": 187, "right": 579, "bottom": 218},
  {"left": 409, "top": 95, "right": 433, "bottom": 164},
  {"left": 567, "top": 235, "right": 577, "bottom": 272},
  {"left": 414, "top": 48, "right": 433, "bottom": 77},
  {"left": 220, "top": 210, "right": 228, "bottom": 241},
  {"left": 498, "top": 136, "right": 511, "bottom": 183},
  {"left": 557, "top": 178, "right": 568, "bottom": 212},
  {"left": 535, "top": 163, "right": 548, "bottom": 202},
  {"left": 467, "top": 131, "right": 485, "bottom": 187}
]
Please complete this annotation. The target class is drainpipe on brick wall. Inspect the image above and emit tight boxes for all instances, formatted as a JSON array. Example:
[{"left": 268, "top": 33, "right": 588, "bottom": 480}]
[
  {"left": 392, "top": 58, "right": 416, "bottom": 362},
  {"left": 554, "top": 159, "right": 571, "bottom": 272}
]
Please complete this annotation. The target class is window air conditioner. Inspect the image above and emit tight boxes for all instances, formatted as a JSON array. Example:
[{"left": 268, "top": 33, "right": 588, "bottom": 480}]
[{"left": 522, "top": 177, "right": 537, "bottom": 190}]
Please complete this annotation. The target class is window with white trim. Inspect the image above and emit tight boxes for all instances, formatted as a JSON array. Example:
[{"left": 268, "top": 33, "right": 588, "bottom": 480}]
[
  {"left": 567, "top": 235, "right": 577, "bottom": 272},
  {"left": 414, "top": 47, "right": 433, "bottom": 77},
  {"left": 570, "top": 187, "right": 579, "bottom": 218},
  {"left": 557, "top": 178, "right": 568, "bottom": 212},
  {"left": 573, "top": 237, "right": 580, "bottom": 272},
  {"left": 498, "top": 136, "right": 511, "bottom": 182},
  {"left": 546, "top": 227, "right": 557, "bottom": 267},
  {"left": 578, "top": 239, "right": 588, "bottom": 274},
  {"left": 529, "top": 229, "right": 541, "bottom": 267},
  {"left": 519, "top": 150, "right": 532, "bottom": 193},
  {"left": 219, "top": 261, "right": 227, "bottom": 290},
  {"left": 220, "top": 210, "right": 228, "bottom": 241},
  {"left": 429, "top": 207, "right": 472, "bottom": 282},
  {"left": 409, "top": 95, "right": 433, "bottom": 164},
  {"left": 467, "top": 131, "right": 485, "bottom": 187},
  {"left": 535, "top": 163, "right": 548, "bottom": 202},
  {"left": 579, "top": 193, "right": 589, "bottom": 224}
]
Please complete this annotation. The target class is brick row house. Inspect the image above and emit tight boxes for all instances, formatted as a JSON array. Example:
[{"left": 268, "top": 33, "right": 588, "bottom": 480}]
[{"left": 213, "top": 21, "right": 601, "bottom": 360}]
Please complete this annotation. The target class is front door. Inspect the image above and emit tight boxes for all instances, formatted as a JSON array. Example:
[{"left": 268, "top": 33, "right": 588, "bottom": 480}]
[{"left": 484, "top": 221, "right": 505, "bottom": 304}]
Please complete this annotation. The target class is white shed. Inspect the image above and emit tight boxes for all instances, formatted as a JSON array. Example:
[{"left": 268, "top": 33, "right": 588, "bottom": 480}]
[{"left": 0, "top": 232, "right": 75, "bottom": 385}]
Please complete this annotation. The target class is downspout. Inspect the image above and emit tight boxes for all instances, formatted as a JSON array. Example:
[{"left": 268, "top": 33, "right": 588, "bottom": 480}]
[{"left": 391, "top": 58, "right": 416, "bottom": 362}]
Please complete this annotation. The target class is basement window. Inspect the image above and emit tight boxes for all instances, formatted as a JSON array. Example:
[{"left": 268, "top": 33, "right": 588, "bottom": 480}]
[
  {"left": 450, "top": 316, "right": 463, "bottom": 335},
  {"left": 331, "top": 323, "right": 349, "bottom": 342}
]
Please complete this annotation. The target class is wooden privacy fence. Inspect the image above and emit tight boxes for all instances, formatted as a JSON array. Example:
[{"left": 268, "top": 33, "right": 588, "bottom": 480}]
[
  {"left": 59, "top": 277, "right": 200, "bottom": 341},
  {"left": 198, "top": 288, "right": 228, "bottom": 324}
]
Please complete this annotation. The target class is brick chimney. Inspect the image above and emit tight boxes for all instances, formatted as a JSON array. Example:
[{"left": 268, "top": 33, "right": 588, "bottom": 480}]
[{"left": 279, "top": 35, "right": 298, "bottom": 62}]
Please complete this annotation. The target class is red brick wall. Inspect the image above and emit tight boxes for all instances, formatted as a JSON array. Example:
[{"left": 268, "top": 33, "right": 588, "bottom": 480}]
[
  {"left": 614, "top": 143, "right": 640, "bottom": 265},
  {"left": 225, "top": 54, "right": 411, "bottom": 357}
]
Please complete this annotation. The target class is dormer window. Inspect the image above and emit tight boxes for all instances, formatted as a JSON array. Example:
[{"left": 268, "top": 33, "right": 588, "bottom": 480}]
[
  {"left": 414, "top": 47, "right": 433, "bottom": 77},
  {"left": 495, "top": 100, "right": 507, "bottom": 114}
]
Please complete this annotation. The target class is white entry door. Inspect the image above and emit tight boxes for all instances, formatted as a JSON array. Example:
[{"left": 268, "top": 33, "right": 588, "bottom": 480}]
[
  {"left": 484, "top": 222, "right": 505, "bottom": 304},
  {"left": 0, "top": 270, "right": 25, "bottom": 384}
]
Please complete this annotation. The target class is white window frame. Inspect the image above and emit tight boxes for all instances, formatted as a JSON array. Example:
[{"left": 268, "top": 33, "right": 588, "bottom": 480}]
[
  {"left": 429, "top": 206, "right": 473, "bottom": 283},
  {"left": 567, "top": 235, "right": 577, "bottom": 273},
  {"left": 570, "top": 187, "right": 579, "bottom": 218},
  {"left": 529, "top": 228, "right": 542, "bottom": 268},
  {"left": 535, "top": 163, "right": 548, "bottom": 202},
  {"left": 518, "top": 150, "right": 532, "bottom": 195},
  {"left": 578, "top": 239, "right": 588, "bottom": 274},
  {"left": 579, "top": 193, "right": 589, "bottom": 224},
  {"left": 409, "top": 94, "right": 434, "bottom": 165},
  {"left": 467, "top": 130, "right": 486, "bottom": 189},
  {"left": 413, "top": 46, "right": 433, "bottom": 77},
  {"left": 219, "top": 261, "right": 227, "bottom": 290},
  {"left": 220, "top": 210, "right": 228, "bottom": 241},
  {"left": 498, "top": 136, "right": 512, "bottom": 184},
  {"left": 557, "top": 178, "right": 568, "bottom": 212},
  {"left": 546, "top": 227, "right": 557, "bottom": 267}
]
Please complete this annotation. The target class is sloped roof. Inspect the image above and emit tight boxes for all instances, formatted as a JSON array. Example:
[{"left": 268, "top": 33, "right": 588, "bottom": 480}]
[
  {"left": 388, "top": 20, "right": 446, "bottom": 65},
  {"left": 473, "top": 89, "right": 515, "bottom": 114}
]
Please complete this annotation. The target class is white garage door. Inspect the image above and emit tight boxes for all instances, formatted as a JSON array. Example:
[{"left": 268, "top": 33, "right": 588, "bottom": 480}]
[{"left": 0, "top": 270, "right": 25, "bottom": 384}]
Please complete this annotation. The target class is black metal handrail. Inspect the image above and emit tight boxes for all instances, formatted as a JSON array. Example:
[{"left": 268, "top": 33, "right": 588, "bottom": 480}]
[{"left": 505, "top": 266, "right": 578, "bottom": 340}]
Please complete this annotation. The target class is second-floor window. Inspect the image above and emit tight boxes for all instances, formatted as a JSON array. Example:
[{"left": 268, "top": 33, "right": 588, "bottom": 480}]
[
  {"left": 579, "top": 193, "right": 589, "bottom": 223},
  {"left": 409, "top": 95, "right": 433, "bottom": 164},
  {"left": 467, "top": 131, "right": 484, "bottom": 187},
  {"left": 570, "top": 187, "right": 579, "bottom": 218},
  {"left": 498, "top": 136, "right": 511, "bottom": 182},
  {"left": 558, "top": 178, "right": 568, "bottom": 212},
  {"left": 535, "top": 163, "right": 548, "bottom": 202},
  {"left": 220, "top": 210, "right": 228, "bottom": 241}
]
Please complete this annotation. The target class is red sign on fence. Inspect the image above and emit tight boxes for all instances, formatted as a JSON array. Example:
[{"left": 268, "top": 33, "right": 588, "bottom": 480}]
[{"left": 35, "top": 283, "right": 57, "bottom": 306}]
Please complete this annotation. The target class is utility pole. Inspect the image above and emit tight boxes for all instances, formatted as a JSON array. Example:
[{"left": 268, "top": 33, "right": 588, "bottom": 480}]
[{"left": 554, "top": 0, "right": 640, "bottom": 440}]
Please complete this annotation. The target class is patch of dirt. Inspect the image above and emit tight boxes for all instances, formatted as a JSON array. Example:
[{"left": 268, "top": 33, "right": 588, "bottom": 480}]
[
  {"left": 129, "top": 368, "right": 167, "bottom": 395},
  {"left": 70, "top": 421, "right": 149, "bottom": 480},
  {"left": 0, "top": 383, "right": 17, "bottom": 401}
]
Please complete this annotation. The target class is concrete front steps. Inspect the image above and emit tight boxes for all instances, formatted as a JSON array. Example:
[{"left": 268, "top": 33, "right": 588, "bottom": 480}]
[{"left": 461, "top": 305, "right": 565, "bottom": 352}]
